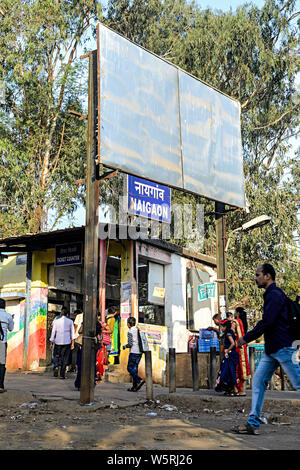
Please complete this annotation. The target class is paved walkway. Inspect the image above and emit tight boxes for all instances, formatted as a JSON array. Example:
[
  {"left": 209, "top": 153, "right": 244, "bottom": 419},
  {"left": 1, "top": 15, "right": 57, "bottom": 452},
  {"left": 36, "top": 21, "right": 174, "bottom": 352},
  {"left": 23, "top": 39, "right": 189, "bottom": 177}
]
[{"left": 3, "top": 371, "right": 300, "bottom": 409}]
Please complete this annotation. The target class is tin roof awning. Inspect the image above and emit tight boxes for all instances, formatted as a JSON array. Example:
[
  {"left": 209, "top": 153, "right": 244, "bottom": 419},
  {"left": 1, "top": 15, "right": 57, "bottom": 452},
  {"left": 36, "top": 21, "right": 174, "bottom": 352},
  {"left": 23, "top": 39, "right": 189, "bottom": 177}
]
[{"left": 0, "top": 224, "right": 216, "bottom": 266}]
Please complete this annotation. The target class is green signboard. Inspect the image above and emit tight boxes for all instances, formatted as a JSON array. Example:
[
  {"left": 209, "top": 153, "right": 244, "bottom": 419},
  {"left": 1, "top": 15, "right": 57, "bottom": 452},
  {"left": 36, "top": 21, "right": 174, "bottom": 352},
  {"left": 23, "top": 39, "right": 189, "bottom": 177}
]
[{"left": 198, "top": 282, "right": 216, "bottom": 301}]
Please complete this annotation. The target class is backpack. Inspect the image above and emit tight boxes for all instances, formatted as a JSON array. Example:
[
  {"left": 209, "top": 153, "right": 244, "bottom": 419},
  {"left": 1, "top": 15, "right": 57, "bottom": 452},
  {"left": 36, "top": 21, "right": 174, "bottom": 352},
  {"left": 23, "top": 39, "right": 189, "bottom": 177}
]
[
  {"left": 137, "top": 328, "right": 149, "bottom": 353},
  {"left": 286, "top": 296, "right": 300, "bottom": 340},
  {"left": 270, "top": 286, "right": 300, "bottom": 340}
]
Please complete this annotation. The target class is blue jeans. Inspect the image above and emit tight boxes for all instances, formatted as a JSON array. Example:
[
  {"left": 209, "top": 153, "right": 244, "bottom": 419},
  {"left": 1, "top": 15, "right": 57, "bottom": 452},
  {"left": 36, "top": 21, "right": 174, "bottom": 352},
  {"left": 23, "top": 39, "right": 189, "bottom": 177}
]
[
  {"left": 127, "top": 353, "right": 142, "bottom": 387},
  {"left": 248, "top": 347, "right": 300, "bottom": 429}
]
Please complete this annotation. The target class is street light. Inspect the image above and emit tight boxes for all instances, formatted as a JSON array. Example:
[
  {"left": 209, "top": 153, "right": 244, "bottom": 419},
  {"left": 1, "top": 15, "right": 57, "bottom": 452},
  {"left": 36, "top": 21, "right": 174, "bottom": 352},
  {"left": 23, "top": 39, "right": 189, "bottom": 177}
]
[{"left": 225, "top": 215, "right": 272, "bottom": 252}]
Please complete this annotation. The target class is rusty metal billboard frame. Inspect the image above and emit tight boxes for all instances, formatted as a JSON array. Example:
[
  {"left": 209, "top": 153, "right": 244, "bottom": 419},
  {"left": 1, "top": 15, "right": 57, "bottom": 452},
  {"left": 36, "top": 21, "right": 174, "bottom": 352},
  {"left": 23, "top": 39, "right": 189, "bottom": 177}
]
[{"left": 96, "top": 23, "right": 246, "bottom": 209}]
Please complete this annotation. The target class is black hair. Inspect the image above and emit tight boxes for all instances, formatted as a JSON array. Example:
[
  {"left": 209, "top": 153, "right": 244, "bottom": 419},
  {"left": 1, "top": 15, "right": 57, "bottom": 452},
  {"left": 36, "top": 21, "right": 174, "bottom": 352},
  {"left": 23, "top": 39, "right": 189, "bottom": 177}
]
[
  {"left": 0, "top": 298, "right": 5, "bottom": 309},
  {"left": 221, "top": 320, "right": 236, "bottom": 338},
  {"left": 212, "top": 314, "right": 220, "bottom": 320},
  {"left": 235, "top": 307, "right": 248, "bottom": 333},
  {"left": 261, "top": 263, "right": 276, "bottom": 281},
  {"left": 127, "top": 317, "right": 136, "bottom": 327},
  {"left": 226, "top": 311, "right": 233, "bottom": 318}
]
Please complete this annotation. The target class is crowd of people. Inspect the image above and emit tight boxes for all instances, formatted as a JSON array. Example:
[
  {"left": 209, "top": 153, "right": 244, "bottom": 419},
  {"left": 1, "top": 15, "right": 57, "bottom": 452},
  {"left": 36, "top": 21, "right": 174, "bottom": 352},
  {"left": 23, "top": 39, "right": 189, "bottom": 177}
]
[
  {"left": 48, "top": 305, "right": 121, "bottom": 390},
  {"left": 1, "top": 262, "right": 299, "bottom": 438}
]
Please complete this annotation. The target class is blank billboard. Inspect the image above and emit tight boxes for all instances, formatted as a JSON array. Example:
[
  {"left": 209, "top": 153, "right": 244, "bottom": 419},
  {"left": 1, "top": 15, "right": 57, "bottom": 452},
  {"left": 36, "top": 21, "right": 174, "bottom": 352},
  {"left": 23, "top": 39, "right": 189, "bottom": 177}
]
[{"left": 98, "top": 23, "right": 246, "bottom": 208}]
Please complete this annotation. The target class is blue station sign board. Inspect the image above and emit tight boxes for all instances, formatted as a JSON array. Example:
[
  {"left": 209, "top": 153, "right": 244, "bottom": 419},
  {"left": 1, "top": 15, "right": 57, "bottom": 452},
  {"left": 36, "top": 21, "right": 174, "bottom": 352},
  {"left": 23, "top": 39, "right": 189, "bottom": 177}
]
[
  {"left": 127, "top": 175, "right": 171, "bottom": 223},
  {"left": 55, "top": 242, "right": 82, "bottom": 267}
]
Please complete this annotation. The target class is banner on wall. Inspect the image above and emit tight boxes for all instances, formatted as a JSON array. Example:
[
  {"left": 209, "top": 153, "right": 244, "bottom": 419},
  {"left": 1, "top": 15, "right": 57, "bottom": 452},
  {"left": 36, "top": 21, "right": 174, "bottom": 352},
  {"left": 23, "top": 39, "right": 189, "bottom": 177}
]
[{"left": 197, "top": 282, "right": 216, "bottom": 301}]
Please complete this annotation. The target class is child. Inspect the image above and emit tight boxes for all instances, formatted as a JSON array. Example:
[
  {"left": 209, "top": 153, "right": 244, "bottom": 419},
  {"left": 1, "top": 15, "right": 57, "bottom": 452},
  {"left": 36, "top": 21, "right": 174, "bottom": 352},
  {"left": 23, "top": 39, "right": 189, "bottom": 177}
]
[{"left": 215, "top": 320, "right": 239, "bottom": 396}]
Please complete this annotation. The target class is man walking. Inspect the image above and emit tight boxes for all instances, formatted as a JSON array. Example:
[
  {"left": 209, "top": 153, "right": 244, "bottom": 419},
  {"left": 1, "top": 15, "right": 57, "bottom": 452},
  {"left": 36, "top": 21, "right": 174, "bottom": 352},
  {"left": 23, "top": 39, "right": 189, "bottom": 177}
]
[
  {"left": 235, "top": 263, "right": 300, "bottom": 435},
  {"left": 50, "top": 307, "right": 75, "bottom": 379},
  {"left": 0, "top": 299, "right": 14, "bottom": 393},
  {"left": 123, "top": 317, "right": 145, "bottom": 392}
]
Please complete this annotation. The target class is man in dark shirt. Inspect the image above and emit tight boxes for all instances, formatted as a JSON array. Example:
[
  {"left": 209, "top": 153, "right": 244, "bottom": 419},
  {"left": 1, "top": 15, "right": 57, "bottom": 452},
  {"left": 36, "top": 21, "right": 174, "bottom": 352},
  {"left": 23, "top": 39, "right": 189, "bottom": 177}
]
[{"left": 235, "top": 263, "right": 300, "bottom": 435}]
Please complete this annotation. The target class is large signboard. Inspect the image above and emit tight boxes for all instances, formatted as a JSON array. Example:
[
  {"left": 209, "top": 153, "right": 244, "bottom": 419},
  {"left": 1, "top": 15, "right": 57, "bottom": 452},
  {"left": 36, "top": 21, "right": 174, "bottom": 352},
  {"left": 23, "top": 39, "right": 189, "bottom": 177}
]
[
  {"left": 126, "top": 175, "right": 171, "bottom": 223},
  {"left": 97, "top": 23, "right": 246, "bottom": 208}
]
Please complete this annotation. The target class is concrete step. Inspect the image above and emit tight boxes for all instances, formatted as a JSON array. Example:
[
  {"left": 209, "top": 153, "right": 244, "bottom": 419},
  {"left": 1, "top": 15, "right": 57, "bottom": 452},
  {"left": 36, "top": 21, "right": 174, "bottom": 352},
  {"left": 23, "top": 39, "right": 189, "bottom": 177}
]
[{"left": 105, "top": 365, "right": 130, "bottom": 384}]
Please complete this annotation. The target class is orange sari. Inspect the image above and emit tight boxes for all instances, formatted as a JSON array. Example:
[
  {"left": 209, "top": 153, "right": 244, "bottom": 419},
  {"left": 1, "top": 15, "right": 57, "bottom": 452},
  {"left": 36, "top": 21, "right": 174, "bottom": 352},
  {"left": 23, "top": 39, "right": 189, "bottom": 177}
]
[{"left": 233, "top": 319, "right": 251, "bottom": 391}]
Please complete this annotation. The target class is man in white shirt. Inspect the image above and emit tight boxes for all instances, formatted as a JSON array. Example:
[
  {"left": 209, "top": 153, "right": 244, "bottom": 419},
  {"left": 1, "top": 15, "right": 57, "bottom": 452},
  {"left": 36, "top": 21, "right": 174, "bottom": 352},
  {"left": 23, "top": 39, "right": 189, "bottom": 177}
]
[
  {"left": 123, "top": 317, "right": 145, "bottom": 392},
  {"left": 0, "top": 298, "right": 14, "bottom": 393},
  {"left": 50, "top": 307, "right": 75, "bottom": 379}
]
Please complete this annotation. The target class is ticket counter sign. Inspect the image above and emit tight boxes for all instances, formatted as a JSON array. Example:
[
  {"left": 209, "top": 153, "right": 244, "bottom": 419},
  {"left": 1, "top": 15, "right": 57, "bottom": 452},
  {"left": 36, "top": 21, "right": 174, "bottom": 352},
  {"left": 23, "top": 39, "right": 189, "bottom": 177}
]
[
  {"left": 127, "top": 175, "right": 171, "bottom": 223},
  {"left": 55, "top": 242, "right": 82, "bottom": 266}
]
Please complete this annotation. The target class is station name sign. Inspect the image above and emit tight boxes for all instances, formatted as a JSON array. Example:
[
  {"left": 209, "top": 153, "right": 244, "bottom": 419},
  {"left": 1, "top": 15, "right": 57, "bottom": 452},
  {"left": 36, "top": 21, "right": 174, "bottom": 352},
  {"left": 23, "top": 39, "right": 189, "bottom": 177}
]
[
  {"left": 55, "top": 242, "right": 82, "bottom": 267},
  {"left": 127, "top": 175, "right": 171, "bottom": 223}
]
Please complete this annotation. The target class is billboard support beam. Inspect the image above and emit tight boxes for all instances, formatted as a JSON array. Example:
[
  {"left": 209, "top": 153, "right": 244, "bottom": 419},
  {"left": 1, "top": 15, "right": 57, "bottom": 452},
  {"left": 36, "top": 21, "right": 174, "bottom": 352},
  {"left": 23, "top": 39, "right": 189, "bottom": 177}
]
[
  {"left": 80, "top": 51, "right": 100, "bottom": 405},
  {"left": 215, "top": 202, "right": 228, "bottom": 320}
]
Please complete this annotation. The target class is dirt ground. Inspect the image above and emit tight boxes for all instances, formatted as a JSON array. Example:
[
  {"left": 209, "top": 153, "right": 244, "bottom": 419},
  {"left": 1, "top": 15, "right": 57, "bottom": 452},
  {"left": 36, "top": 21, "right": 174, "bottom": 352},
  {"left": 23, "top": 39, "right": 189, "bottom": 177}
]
[{"left": 0, "top": 389, "right": 299, "bottom": 451}]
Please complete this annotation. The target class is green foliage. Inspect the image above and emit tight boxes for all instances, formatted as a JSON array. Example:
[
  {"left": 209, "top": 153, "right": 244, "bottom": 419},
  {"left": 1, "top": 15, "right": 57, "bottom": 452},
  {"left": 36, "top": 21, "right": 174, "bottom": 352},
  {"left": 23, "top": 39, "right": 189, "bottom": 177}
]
[
  {"left": 0, "top": 0, "right": 99, "bottom": 235},
  {"left": 0, "top": 0, "right": 299, "bottom": 308}
]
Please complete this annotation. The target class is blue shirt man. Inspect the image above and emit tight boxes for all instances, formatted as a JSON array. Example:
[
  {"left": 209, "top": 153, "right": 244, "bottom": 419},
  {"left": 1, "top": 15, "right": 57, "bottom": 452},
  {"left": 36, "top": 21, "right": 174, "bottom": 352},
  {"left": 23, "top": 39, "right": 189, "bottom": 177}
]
[
  {"left": 235, "top": 263, "right": 300, "bottom": 434},
  {"left": 243, "top": 282, "right": 294, "bottom": 355}
]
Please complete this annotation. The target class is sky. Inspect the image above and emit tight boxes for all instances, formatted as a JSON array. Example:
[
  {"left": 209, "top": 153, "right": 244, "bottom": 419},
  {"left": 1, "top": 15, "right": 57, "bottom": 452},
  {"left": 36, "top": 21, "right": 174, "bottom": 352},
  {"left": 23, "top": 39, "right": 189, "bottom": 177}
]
[{"left": 197, "top": 0, "right": 265, "bottom": 10}]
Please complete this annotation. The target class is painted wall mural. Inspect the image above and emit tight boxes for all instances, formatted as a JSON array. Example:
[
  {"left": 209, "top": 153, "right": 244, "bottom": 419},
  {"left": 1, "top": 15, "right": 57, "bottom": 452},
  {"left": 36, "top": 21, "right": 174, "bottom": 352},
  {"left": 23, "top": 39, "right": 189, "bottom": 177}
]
[{"left": 7, "top": 288, "right": 48, "bottom": 370}]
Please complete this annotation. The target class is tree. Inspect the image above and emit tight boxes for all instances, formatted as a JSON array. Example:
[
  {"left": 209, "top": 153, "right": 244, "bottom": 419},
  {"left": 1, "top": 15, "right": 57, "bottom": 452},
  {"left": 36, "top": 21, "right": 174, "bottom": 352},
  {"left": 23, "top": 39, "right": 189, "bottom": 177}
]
[{"left": 0, "top": 0, "right": 100, "bottom": 235}]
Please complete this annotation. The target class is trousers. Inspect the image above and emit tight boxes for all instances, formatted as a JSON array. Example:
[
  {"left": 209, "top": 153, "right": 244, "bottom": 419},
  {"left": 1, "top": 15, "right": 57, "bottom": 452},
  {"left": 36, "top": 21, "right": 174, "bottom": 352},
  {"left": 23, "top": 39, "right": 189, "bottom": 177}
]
[
  {"left": 127, "top": 353, "right": 142, "bottom": 387},
  {"left": 248, "top": 347, "right": 300, "bottom": 429},
  {"left": 53, "top": 344, "right": 71, "bottom": 378}
]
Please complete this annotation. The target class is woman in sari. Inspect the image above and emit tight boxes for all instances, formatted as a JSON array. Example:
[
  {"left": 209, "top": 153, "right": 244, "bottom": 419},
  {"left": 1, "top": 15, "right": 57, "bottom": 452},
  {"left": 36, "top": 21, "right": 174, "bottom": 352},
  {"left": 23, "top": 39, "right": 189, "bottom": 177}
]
[
  {"left": 215, "top": 320, "right": 239, "bottom": 396},
  {"left": 233, "top": 307, "right": 251, "bottom": 396}
]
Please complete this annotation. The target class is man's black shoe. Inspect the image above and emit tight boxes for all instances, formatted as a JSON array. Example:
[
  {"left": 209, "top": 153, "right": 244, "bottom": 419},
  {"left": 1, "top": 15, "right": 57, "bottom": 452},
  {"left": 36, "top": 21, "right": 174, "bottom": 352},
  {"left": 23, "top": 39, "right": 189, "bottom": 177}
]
[{"left": 136, "top": 380, "right": 145, "bottom": 391}]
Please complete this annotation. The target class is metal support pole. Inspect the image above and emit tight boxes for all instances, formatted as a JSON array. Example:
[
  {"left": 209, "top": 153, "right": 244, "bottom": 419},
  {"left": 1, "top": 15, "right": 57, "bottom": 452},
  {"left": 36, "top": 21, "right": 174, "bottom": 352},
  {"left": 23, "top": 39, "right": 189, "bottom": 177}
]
[
  {"left": 22, "top": 251, "right": 32, "bottom": 370},
  {"left": 80, "top": 50, "right": 99, "bottom": 405},
  {"left": 215, "top": 202, "right": 227, "bottom": 319},
  {"left": 145, "top": 351, "right": 153, "bottom": 401},
  {"left": 279, "top": 366, "right": 285, "bottom": 391},
  {"left": 191, "top": 348, "right": 199, "bottom": 391},
  {"left": 209, "top": 346, "right": 217, "bottom": 389},
  {"left": 99, "top": 239, "right": 107, "bottom": 323},
  {"left": 249, "top": 346, "right": 255, "bottom": 389},
  {"left": 169, "top": 348, "right": 176, "bottom": 393}
]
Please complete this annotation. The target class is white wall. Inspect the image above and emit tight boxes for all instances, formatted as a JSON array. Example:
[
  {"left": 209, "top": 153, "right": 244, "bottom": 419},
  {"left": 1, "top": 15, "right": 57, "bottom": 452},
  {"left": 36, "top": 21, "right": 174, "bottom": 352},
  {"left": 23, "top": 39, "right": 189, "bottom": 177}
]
[
  {"left": 165, "top": 254, "right": 216, "bottom": 353},
  {"left": 165, "top": 254, "right": 189, "bottom": 352}
]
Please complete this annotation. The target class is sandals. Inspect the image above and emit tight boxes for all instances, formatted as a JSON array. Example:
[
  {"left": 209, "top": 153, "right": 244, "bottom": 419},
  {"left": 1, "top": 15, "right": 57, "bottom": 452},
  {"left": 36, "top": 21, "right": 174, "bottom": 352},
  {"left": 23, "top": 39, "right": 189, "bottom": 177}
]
[
  {"left": 232, "top": 424, "right": 260, "bottom": 435},
  {"left": 224, "top": 391, "right": 239, "bottom": 396}
]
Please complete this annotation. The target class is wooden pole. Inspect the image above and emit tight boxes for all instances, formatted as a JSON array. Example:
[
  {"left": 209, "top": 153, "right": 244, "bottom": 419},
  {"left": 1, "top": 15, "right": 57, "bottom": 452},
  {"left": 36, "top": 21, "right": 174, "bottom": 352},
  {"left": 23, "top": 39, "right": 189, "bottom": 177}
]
[
  {"left": 209, "top": 346, "right": 217, "bottom": 389},
  {"left": 249, "top": 346, "right": 255, "bottom": 389},
  {"left": 22, "top": 251, "right": 32, "bottom": 370},
  {"left": 215, "top": 202, "right": 227, "bottom": 319},
  {"left": 169, "top": 348, "right": 176, "bottom": 393},
  {"left": 145, "top": 351, "right": 153, "bottom": 400},
  {"left": 80, "top": 50, "right": 99, "bottom": 405},
  {"left": 191, "top": 348, "right": 199, "bottom": 391}
]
